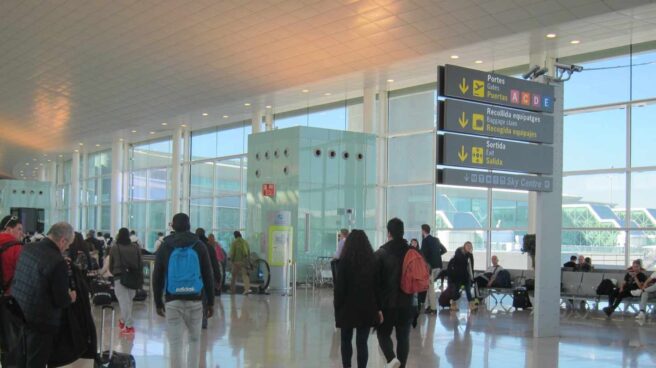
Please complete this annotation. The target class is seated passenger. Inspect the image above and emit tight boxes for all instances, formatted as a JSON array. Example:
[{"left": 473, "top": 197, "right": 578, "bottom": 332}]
[
  {"left": 474, "top": 256, "right": 505, "bottom": 288},
  {"left": 577, "top": 255, "right": 591, "bottom": 272},
  {"left": 631, "top": 270, "right": 656, "bottom": 320},
  {"left": 563, "top": 256, "right": 577, "bottom": 268},
  {"left": 603, "top": 259, "right": 646, "bottom": 317}
]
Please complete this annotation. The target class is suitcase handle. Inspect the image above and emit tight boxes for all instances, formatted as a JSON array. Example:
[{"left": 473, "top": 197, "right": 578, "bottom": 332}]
[{"left": 99, "top": 305, "right": 116, "bottom": 361}]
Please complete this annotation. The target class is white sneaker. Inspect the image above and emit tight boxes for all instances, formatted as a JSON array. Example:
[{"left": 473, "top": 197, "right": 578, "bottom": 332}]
[
  {"left": 386, "top": 358, "right": 401, "bottom": 368},
  {"left": 631, "top": 289, "right": 643, "bottom": 297},
  {"left": 636, "top": 311, "right": 647, "bottom": 320}
]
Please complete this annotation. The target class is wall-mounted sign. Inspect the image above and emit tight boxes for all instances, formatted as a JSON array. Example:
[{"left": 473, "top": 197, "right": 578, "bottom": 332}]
[
  {"left": 438, "top": 133, "right": 553, "bottom": 175},
  {"left": 439, "top": 64, "right": 555, "bottom": 113},
  {"left": 437, "top": 168, "right": 553, "bottom": 192},
  {"left": 440, "top": 99, "right": 554, "bottom": 144},
  {"left": 262, "top": 183, "right": 276, "bottom": 197}
]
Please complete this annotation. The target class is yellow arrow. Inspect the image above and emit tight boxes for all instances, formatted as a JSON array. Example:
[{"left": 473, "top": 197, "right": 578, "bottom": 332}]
[
  {"left": 458, "top": 112, "right": 469, "bottom": 128},
  {"left": 458, "top": 145, "right": 468, "bottom": 162},
  {"left": 459, "top": 78, "right": 469, "bottom": 94}
]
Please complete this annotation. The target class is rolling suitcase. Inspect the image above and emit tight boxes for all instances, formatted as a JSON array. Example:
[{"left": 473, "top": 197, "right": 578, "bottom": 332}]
[
  {"left": 132, "top": 289, "right": 147, "bottom": 302},
  {"left": 95, "top": 306, "right": 136, "bottom": 368},
  {"left": 512, "top": 287, "right": 532, "bottom": 310},
  {"left": 92, "top": 278, "right": 115, "bottom": 306}
]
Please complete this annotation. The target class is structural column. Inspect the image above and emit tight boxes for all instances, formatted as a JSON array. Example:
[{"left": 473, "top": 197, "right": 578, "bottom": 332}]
[
  {"left": 171, "top": 127, "right": 183, "bottom": 215},
  {"left": 70, "top": 151, "right": 81, "bottom": 228},
  {"left": 110, "top": 139, "right": 124, "bottom": 235}
]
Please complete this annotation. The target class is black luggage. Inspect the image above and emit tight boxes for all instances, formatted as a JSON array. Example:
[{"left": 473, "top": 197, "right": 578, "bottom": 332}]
[
  {"left": 512, "top": 287, "right": 532, "bottom": 310},
  {"left": 92, "top": 278, "right": 115, "bottom": 306},
  {"left": 132, "top": 289, "right": 147, "bottom": 302},
  {"left": 94, "top": 306, "right": 136, "bottom": 368}
]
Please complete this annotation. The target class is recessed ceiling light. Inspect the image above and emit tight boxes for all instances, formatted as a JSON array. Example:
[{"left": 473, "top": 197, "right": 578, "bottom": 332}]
[
  {"left": 149, "top": 131, "right": 156, "bottom": 135},
  {"left": 181, "top": 124, "right": 187, "bottom": 127},
  {"left": 47, "top": 159, "right": 51, "bottom": 162},
  {"left": 131, "top": 130, "right": 137, "bottom": 133},
  {"left": 475, "top": 60, "right": 483, "bottom": 64},
  {"left": 74, "top": 149, "right": 79, "bottom": 153},
  {"left": 265, "top": 105, "right": 272, "bottom": 109},
  {"left": 161, "top": 122, "right": 167, "bottom": 126},
  {"left": 32, "top": 158, "right": 37, "bottom": 161},
  {"left": 570, "top": 40, "right": 580, "bottom": 44},
  {"left": 202, "top": 113, "right": 208, "bottom": 116},
  {"left": 546, "top": 33, "right": 557, "bottom": 38},
  {"left": 59, "top": 154, "right": 63, "bottom": 158},
  {"left": 324, "top": 92, "right": 331, "bottom": 96},
  {"left": 244, "top": 103, "right": 251, "bottom": 106},
  {"left": 223, "top": 115, "right": 229, "bottom": 119},
  {"left": 25, "top": 163, "right": 29, "bottom": 166},
  {"left": 301, "top": 89, "right": 309, "bottom": 93},
  {"left": 119, "top": 138, "right": 124, "bottom": 142},
  {"left": 450, "top": 55, "right": 459, "bottom": 59},
  {"left": 39, "top": 163, "right": 43, "bottom": 166},
  {"left": 43, "top": 154, "right": 47, "bottom": 157},
  {"left": 386, "top": 79, "right": 394, "bottom": 83},
  {"left": 78, "top": 142, "right": 84, "bottom": 146},
  {"left": 95, "top": 144, "right": 101, "bottom": 147}
]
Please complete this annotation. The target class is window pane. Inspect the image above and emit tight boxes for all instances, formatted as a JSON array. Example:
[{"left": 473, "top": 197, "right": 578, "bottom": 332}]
[
  {"left": 86, "top": 207, "right": 96, "bottom": 231},
  {"left": 190, "top": 163, "right": 214, "bottom": 198},
  {"left": 101, "top": 177, "right": 111, "bottom": 204},
  {"left": 436, "top": 186, "right": 487, "bottom": 229},
  {"left": 491, "top": 230, "right": 530, "bottom": 270},
  {"left": 190, "top": 199, "right": 213, "bottom": 231},
  {"left": 131, "top": 171, "right": 147, "bottom": 201},
  {"left": 630, "top": 230, "right": 656, "bottom": 269},
  {"left": 388, "top": 89, "right": 436, "bottom": 134},
  {"left": 387, "top": 185, "right": 433, "bottom": 234},
  {"left": 129, "top": 202, "right": 147, "bottom": 231},
  {"left": 217, "top": 124, "right": 247, "bottom": 157},
  {"left": 564, "top": 108, "right": 626, "bottom": 171},
  {"left": 216, "top": 206, "right": 240, "bottom": 231},
  {"left": 492, "top": 190, "right": 528, "bottom": 229},
  {"left": 100, "top": 205, "right": 110, "bottom": 232},
  {"left": 630, "top": 171, "right": 656, "bottom": 228},
  {"left": 632, "top": 49, "right": 656, "bottom": 101},
  {"left": 149, "top": 168, "right": 169, "bottom": 200},
  {"left": 631, "top": 103, "right": 656, "bottom": 167},
  {"left": 275, "top": 114, "right": 307, "bottom": 129},
  {"left": 191, "top": 129, "right": 218, "bottom": 161},
  {"left": 562, "top": 230, "right": 624, "bottom": 267},
  {"left": 85, "top": 179, "right": 97, "bottom": 205},
  {"left": 563, "top": 173, "right": 625, "bottom": 228},
  {"left": 308, "top": 106, "right": 346, "bottom": 130},
  {"left": 148, "top": 201, "right": 167, "bottom": 231},
  {"left": 215, "top": 159, "right": 242, "bottom": 196},
  {"left": 387, "top": 134, "right": 433, "bottom": 184},
  {"left": 564, "top": 53, "right": 630, "bottom": 109},
  {"left": 347, "top": 102, "right": 363, "bottom": 131}
]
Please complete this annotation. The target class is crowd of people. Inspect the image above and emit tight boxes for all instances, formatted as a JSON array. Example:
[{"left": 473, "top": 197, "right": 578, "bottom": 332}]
[{"left": 0, "top": 212, "right": 245, "bottom": 368}]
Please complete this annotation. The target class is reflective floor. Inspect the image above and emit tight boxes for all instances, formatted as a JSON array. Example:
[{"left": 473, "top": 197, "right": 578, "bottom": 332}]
[{"left": 67, "top": 289, "right": 656, "bottom": 368}]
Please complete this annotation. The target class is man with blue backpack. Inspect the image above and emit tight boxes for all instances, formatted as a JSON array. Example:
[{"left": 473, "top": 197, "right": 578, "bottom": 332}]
[{"left": 153, "top": 213, "right": 215, "bottom": 368}]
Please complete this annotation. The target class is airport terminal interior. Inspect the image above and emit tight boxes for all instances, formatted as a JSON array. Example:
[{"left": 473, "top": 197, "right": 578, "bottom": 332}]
[{"left": 2, "top": 0, "right": 656, "bottom": 367}]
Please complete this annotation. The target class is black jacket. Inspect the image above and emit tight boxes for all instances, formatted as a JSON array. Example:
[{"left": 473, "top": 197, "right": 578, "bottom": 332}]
[
  {"left": 375, "top": 238, "right": 413, "bottom": 311},
  {"left": 421, "top": 235, "right": 447, "bottom": 269},
  {"left": 448, "top": 247, "right": 474, "bottom": 285},
  {"left": 333, "top": 258, "right": 378, "bottom": 329},
  {"left": 11, "top": 238, "right": 71, "bottom": 330},
  {"left": 153, "top": 232, "right": 215, "bottom": 309}
]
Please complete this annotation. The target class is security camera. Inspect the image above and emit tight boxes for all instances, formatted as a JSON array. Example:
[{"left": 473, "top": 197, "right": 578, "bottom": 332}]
[
  {"left": 522, "top": 65, "right": 540, "bottom": 80},
  {"left": 554, "top": 62, "right": 583, "bottom": 73}
]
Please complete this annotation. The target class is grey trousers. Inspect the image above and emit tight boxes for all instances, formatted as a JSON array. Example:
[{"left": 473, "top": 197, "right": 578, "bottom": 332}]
[
  {"left": 114, "top": 282, "right": 136, "bottom": 327},
  {"left": 166, "top": 300, "right": 203, "bottom": 368}
]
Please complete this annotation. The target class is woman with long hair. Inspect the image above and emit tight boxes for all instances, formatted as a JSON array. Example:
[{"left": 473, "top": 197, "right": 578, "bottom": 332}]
[
  {"left": 68, "top": 231, "right": 92, "bottom": 270},
  {"left": 334, "top": 229, "right": 378, "bottom": 368},
  {"left": 109, "top": 227, "right": 143, "bottom": 334}
]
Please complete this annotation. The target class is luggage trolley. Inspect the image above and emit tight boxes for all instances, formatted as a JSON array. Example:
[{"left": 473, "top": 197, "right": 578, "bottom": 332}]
[{"left": 312, "top": 256, "right": 334, "bottom": 288}]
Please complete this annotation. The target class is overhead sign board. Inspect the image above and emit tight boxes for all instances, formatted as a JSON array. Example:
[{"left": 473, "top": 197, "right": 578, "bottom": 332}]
[
  {"left": 440, "top": 99, "right": 554, "bottom": 144},
  {"left": 439, "top": 64, "right": 555, "bottom": 113},
  {"left": 438, "top": 133, "right": 553, "bottom": 175},
  {"left": 438, "top": 168, "right": 553, "bottom": 192}
]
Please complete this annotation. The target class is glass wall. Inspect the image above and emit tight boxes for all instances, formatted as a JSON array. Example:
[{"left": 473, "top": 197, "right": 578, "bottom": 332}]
[
  {"left": 273, "top": 98, "right": 363, "bottom": 131},
  {"left": 81, "top": 150, "right": 112, "bottom": 233},
  {"left": 129, "top": 138, "right": 173, "bottom": 250},
  {"left": 187, "top": 122, "right": 250, "bottom": 249},
  {"left": 54, "top": 159, "right": 72, "bottom": 225},
  {"left": 562, "top": 44, "right": 656, "bottom": 268}
]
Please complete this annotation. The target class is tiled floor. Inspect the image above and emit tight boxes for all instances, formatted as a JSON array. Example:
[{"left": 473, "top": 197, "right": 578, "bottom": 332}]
[{"left": 68, "top": 289, "right": 656, "bottom": 368}]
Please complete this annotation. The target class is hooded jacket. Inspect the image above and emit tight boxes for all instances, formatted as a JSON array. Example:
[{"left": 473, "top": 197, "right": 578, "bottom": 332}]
[
  {"left": 152, "top": 231, "right": 215, "bottom": 309},
  {"left": 374, "top": 238, "right": 413, "bottom": 311},
  {"left": 0, "top": 233, "right": 22, "bottom": 295},
  {"left": 448, "top": 246, "right": 474, "bottom": 285}
]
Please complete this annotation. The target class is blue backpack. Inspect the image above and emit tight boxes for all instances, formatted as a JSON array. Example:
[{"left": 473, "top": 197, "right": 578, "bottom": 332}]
[{"left": 166, "top": 243, "right": 203, "bottom": 295}]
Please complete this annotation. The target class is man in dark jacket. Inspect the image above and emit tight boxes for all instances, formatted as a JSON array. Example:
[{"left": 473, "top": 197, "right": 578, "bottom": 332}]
[
  {"left": 153, "top": 213, "right": 214, "bottom": 368},
  {"left": 419, "top": 224, "right": 447, "bottom": 314},
  {"left": 375, "top": 218, "right": 413, "bottom": 368},
  {"left": 12, "top": 222, "right": 77, "bottom": 368}
]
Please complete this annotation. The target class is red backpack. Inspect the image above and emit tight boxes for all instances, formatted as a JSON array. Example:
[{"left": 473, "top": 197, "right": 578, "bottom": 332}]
[{"left": 401, "top": 248, "right": 430, "bottom": 294}]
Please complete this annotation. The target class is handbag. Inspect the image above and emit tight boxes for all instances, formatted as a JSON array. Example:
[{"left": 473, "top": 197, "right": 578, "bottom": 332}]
[{"left": 117, "top": 246, "right": 142, "bottom": 290}]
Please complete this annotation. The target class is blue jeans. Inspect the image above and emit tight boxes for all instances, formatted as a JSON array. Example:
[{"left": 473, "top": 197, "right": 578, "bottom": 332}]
[
  {"left": 340, "top": 327, "right": 369, "bottom": 368},
  {"left": 166, "top": 300, "right": 203, "bottom": 368}
]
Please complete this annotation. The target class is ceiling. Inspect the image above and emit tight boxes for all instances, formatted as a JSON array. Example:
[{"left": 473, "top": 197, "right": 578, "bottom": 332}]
[{"left": 1, "top": 0, "right": 656, "bottom": 179}]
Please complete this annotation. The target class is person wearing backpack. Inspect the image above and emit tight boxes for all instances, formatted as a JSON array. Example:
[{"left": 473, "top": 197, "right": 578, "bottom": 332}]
[
  {"left": 374, "top": 218, "right": 414, "bottom": 368},
  {"left": 334, "top": 230, "right": 379, "bottom": 368},
  {"left": 109, "top": 228, "right": 143, "bottom": 335},
  {"left": 419, "top": 224, "right": 447, "bottom": 314},
  {"left": 153, "top": 213, "right": 215, "bottom": 368},
  {"left": 230, "top": 231, "right": 251, "bottom": 295},
  {"left": 0, "top": 215, "right": 24, "bottom": 367}
]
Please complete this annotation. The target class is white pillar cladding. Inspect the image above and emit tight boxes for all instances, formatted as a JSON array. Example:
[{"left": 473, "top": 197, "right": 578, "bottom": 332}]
[
  {"left": 48, "top": 161, "right": 57, "bottom": 227},
  {"left": 374, "top": 88, "right": 388, "bottom": 248},
  {"left": 70, "top": 151, "right": 81, "bottom": 228},
  {"left": 110, "top": 139, "right": 125, "bottom": 235},
  {"left": 530, "top": 47, "right": 564, "bottom": 337},
  {"left": 362, "top": 86, "right": 375, "bottom": 134},
  {"left": 171, "top": 127, "right": 183, "bottom": 215},
  {"left": 180, "top": 127, "right": 191, "bottom": 215},
  {"left": 261, "top": 110, "right": 270, "bottom": 132}
]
